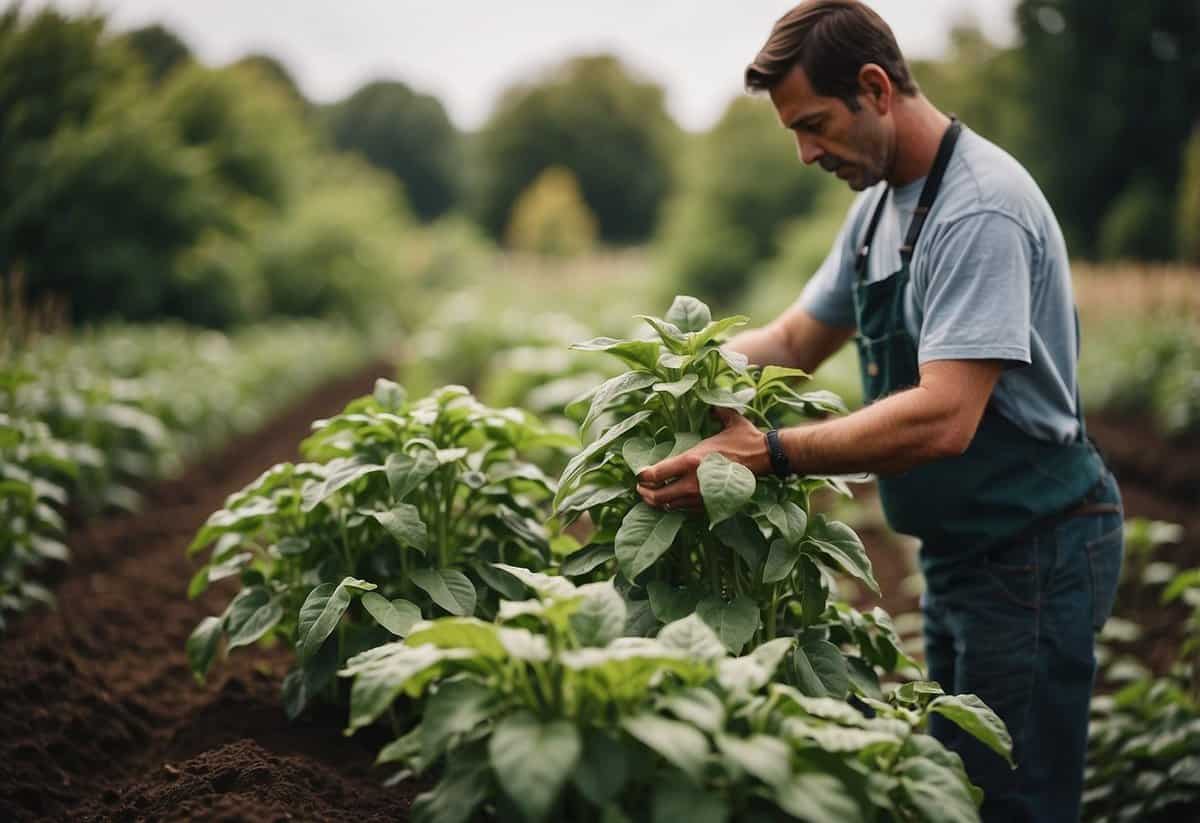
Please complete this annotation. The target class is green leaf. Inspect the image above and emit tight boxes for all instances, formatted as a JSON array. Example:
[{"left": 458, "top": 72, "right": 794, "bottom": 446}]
[
  {"left": 652, "top": 779, "right": 730, "bottom": 823},
  {"left": 1163, "top": 568, "right": 1200, "bottom": 603},
  {"left": 560, "top": 544, "right": 615, "bottom": 577},
  {"left": 410, "top": 744, "right": 492, "bottom": 823},
  {"left": 422, "top": 678, "right": 495, "bottom": 764},
  {"left": 806, "top": 515, "right": 879, "bottom": 595},
  {"left": 489, "top": 712, "right": 582, "bottom": 823},
  {"left": 694, "top": 386, "right": 748, "bottom": 413},
  {"left": 763, "top": 539, "right": 802, "bottom": 584},
  {"left": 928, "top": 694, "right": 1014, "bottom": 766},
  {"left": 276, "top": 536, "right": 310, "bottom": 556},
  {"left": 758, "top": 365, "right": 810, "bottom": 389},
  {"left": 572, "top": 730, "right": 630, "bottom": 806},
  {"left": 621, "top": 713, "right": 710, "bottom": 781},
  {"left": 764, "top": 501, "right": 808, "bottom": 544},
  {"left": 615, "top": 502, "right": 685, "bottom": 580},
  {"left": 689, "top": 315, "right": 749, "bottom": 351},
  {"left": 301, "top": 460, "right": 385, "bottom": 512},
  {"left": 186, "top": 616, "right": 223, "bottom": 682},
  {"left": 670, "top": 432, "right": 702, "bottom": 457},
  {"left": 696, "top": 595, "right": 759, "bottom": 654},
  {"left": 491, "top": 563, "right": 577, "bottom": 600},
  {"left": 623, "top": 436, "right": 673, "bottom": 475},
  {"left": 474, "top": 561, "right": 528, "bottom": 599},
  {"left": 570, "top": 337, "right": 662, "bottom": 371},
  {"left": 658, "top": 351, "right": 691, "bottom": 369},
  {"left": 715, "top": 733, "right": 791, "bottom": 787},
  {"left": 634, "top": 315, "right": 689, "bottom": 351},
  {"left": 556, "top": 410, "right": 655, "bottom": 507},
  {"left": 652, "top": 373, "right": 699, "bottom": 398},
  {"left": 342, "top": 644, "right": 457, "bottom": 733},
  {"left": 793, "top": 639, "right": 850, "bottom": 699},
  {"left": 659, "top": 688, "right": 726, "bottom": 735},
  {"left": 411, "top": 568, "right": 477, "bottom": 616},
  {"left": 697, "top": 453, "right": 756, "bottom": 527},
  {"left": 846, "top": 656, "right": 883, "bottom": 700},
  {"left": 798, "top": 556, "right": 827, "bottom": 627},
  {"left": 665, "top": 295, "right": 712, "bottom": 332},
  {"left": 897, "top": 755, "right": 979, "bottom": 823},
  {"left": 282, "top": 637, "right": 340, "bottom": 721},
  {"left": 297, "top": 577, "right": 376, "bottom": 659},
  {"left": 647, "top": 581, "right": 701, "bottom": 624},
  {"left": 570, "top": 581, "right": 627, "bottom": 647},
  {"left": 657, "top": 612, "right": 726, "bottom": 661},
  {"left": 225, "top": 587, "right": 284, "bottom": 650},
  {"left": 580, "top": 371, "right": 659, "bottom": 434},
  {"left": 374, "top": 379, "right": 407, "bottom": 410},
  {"left": 713, "top": 515, "right": 768, "bottom": 570},
  {"left": 362, "top": 592, "right": 421, "bottom": 636},
  {"left": 386, "top": 450, "right": 439, "bottom": 502},
  {"left": 373, "top": 504, "right": 428, "bottom": 552},
  {"left": 774, "top": 773, "right": 869, "bottom": 823}
]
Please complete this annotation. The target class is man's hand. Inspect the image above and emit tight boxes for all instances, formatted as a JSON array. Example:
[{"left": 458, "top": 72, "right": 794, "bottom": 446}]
[{"left": 636, "top": 407, "right": 772, "bottom": 512}]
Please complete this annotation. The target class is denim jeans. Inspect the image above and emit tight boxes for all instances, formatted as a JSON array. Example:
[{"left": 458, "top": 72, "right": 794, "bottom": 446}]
[{"left": 919, "top": 469, "right": 1124, "bottom": 823}]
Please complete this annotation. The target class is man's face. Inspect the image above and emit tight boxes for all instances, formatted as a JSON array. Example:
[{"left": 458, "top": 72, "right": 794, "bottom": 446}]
[{"left": 769, "top": 65, "right": 893, "bottom": 191}]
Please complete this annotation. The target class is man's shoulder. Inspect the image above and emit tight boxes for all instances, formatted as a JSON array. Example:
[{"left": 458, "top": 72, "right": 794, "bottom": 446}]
[{"left": 937, "top": 128, "right": 1054, "bottom": 232}]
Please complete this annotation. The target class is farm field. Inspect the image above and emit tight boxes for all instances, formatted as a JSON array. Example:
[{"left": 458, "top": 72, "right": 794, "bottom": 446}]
[
  {"left": 1, "top": 264, "right": 1197, "bottom": 821},
  {"left": 3, "top": 5, "right": 1198, "bottom": 815}
]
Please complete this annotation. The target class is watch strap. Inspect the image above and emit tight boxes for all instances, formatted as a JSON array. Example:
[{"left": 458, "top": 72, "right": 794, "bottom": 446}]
[{"left": 765, "top": 428, "right": 793, "bottom": 478}]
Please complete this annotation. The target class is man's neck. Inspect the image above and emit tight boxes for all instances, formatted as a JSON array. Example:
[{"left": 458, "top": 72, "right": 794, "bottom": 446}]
[{"left": 886, "top": 96, "right": 952, "bottom": 188}]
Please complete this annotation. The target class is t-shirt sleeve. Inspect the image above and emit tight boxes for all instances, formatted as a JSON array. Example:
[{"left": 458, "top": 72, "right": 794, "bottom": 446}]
[
  {"left": 797, "top": 214, "right": 858, "bottom": 328},
  {"left": 915, "top": 211, "right": 1033, "bottom": 367}
]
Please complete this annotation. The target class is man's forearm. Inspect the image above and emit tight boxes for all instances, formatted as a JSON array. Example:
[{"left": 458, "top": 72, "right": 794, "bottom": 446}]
[
  {"left": 778, "top": 383, "right": 969, "bottom": 476},
  {"left": 724, "top": 324, "right": 798, "bottom": 369}
]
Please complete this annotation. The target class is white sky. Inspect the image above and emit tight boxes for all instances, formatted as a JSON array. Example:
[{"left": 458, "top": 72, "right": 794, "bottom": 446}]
[{"left": 20, "top": 1, "right": 1018, "bottom": 131}]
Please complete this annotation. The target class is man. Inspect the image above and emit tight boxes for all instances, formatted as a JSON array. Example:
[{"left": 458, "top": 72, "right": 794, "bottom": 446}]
[{"left": 635, "top": 2, "right": 1124, "bottom": 820}]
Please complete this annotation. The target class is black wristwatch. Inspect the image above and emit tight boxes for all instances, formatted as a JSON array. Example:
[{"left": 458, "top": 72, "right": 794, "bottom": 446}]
[{"left": 765, "top": 429, "right": 793, "bottom": 478}]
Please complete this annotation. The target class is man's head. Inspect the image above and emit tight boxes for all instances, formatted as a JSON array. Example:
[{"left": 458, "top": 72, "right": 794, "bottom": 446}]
[{"left": 746, "top": 0, "right": 919, "bottom": 191}]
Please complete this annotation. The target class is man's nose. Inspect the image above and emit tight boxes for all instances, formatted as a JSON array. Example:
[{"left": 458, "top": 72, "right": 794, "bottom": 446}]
[{"left": 796, "top": 136, "right": 823, "bottom": 166}]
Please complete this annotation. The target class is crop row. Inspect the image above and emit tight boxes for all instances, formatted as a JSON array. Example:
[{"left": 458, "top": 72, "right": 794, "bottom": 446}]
[{"left": 0, "top": 321, "right": 373, "bottom": 629}]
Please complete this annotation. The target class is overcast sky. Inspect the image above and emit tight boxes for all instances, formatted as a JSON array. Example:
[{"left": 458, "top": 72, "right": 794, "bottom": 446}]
[{"left": 21, "top": 1, "right": 1019, "bottom": 131}]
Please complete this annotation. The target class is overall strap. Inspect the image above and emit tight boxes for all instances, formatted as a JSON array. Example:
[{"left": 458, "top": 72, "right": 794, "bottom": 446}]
[
  {"left": 855, "top": 187, "right": 890, "bottom": 284},
  {"left": 901, "top": 117, "right": 962, "bottom": 262}
]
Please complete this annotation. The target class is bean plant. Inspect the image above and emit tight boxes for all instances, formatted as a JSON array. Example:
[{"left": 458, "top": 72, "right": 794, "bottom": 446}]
[
  {"left": 341, "top": 568, "right": 1012, "bottom": 823},
  {"left": 186, "top": 381, "right": 574, "bottom": 718},
  {"left": 553, "top": 296, "right": 913, "bottom": 695}
]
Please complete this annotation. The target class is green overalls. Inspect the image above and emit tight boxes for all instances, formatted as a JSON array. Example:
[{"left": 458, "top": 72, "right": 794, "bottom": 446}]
[{"left": 852, "top": 119, "right": 1104, "bottom": 556}]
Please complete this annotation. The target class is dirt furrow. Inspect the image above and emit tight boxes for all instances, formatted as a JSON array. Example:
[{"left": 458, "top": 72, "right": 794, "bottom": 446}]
[{"left": 0, "top": 362, "right": 410, "bottom": 822}]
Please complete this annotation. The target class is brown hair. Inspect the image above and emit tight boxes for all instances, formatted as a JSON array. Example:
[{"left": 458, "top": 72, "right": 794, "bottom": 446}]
[{"left": 745, "top": 0, "right": 919, "bottom": 110}]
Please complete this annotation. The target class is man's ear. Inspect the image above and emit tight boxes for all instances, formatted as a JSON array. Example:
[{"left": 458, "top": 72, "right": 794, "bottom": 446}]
[{"left": 858, "top": 64, "right": 892, "bottom": 115}]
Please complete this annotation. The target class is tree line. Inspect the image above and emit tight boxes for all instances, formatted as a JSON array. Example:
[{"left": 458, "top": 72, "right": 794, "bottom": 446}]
[{"left": 2, "top": 2, "right": 1196, "bottom": 326}]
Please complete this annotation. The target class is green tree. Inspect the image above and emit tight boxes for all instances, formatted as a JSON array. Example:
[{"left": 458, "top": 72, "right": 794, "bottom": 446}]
[
  {"left": 232, "top": 53, "right": 307, "bottom": 109},
  {"left": 506, "top": 166, "right": 597, "bottom": 257},
  {"left": 910, "top": 25, "right": 1032, "bottom": 163},
  {"left": 474, "top": 54, "right": 679, "bottom": 245},
  {"left": 1179, "top": 126, "right": 1200, "bottom": 263},
  {"left": 656, "top": 96, "right": 833, "bottom": 308},
  {"left": 323, "top": 80, "right": 461, "bottom": 221},
  {"left": 121, "top": 23, "right": 190, "bottom": 84},
  {"left": 0, "top": 9, "right": 226, "bottom": 322},
  {"left": 1015, "top": 0, "right": 1200, "bottom": 258}
]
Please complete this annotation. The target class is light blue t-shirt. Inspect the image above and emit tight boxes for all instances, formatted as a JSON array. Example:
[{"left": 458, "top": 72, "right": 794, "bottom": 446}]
[{"left": 799, "top": 126, "right": 1085, "bottom": 444}]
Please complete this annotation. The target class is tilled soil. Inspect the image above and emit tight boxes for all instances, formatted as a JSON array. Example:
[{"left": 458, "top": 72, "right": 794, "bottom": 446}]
[
  {"left": 0, "top": 362, "right": 411, "bottom": 822},
  {"left": 1, "top": 371, "right": 1194, "bottom": 823}
]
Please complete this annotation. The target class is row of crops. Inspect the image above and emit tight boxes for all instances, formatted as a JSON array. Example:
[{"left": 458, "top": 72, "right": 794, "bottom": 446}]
[
  {"left": 184, "top": 297, "right": 1016, "bottom": 822},
  {"left": 0, "top": 320, "right": 375, "bottom": 629}
]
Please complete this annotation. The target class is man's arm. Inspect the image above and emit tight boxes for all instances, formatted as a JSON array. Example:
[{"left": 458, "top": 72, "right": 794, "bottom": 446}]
[
  {"left": 636, "top": 359, "right": 1002, "bottom": 510},
  {"left": 725, "top": 303, "right": 855, "bottom": 373}
]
